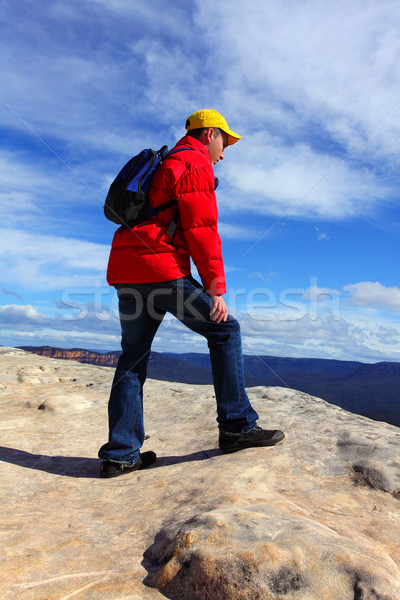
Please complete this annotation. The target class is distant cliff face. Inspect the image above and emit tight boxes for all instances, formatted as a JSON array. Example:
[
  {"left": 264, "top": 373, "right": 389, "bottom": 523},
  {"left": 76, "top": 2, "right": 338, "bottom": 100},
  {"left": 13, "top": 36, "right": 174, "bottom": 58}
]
[
  {"left": 19, "top": 345, "right": 120, "bottom": 367},
  {"left": 1, "top": 347, "right": 400, "bottom": 600}
]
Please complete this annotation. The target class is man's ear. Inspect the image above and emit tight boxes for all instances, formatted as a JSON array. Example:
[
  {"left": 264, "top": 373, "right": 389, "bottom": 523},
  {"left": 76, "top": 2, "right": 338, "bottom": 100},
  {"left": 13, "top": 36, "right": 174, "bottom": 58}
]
[{"left": 204, "top": 127, "right": 214, "bottom": 144}]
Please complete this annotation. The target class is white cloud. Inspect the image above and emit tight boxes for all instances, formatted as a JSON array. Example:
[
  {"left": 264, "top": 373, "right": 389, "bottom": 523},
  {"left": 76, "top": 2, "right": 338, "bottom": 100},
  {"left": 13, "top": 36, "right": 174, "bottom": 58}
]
[
  {"left": 0, "top": 2, "right": 197, "bottom": 153},
  {"left": 199, "top": 1, "right": 400, "bottom": 221},
  {"left": 315, "top": 227, "right": 329, "bottom": 241},
  {"left": 223, "top": 136, "right": 386, "bottom": 220},
  {"left": 218, "top": 221, "right": 261, "bottom": 240},
  {"left": 282, "top": 281, "right": 400, "bottom": 316},
  {"left": 344, "top": 281, "right": 400, "bottom": 312},
  {"left": 0, "top": 304, "right": 46, "bottom": 326},
  {"left": 226, "top": 280, "right": 400, "bottom": 361},
  {"left": 0, "top": 300, "right": 121, "bottom": 350},
  {"left": 198, "top": 1, "right": 400, "bottom": 160},
  {"left": 237, "top": 309, "right": 400, "bottom": 363},
  {"left": 0, "top": 149, "right": 107, "bottom": 233},
  {"left": 0, "top": 228, "right": 108, "bottom": 291},
  {"left": 0, "top": 151, "right": 51, "bottom": 193}
]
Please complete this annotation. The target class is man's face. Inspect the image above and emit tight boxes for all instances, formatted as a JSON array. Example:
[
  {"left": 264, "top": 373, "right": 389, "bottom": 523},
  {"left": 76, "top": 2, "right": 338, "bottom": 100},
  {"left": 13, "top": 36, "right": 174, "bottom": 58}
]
[{"left": 207, "top": 129, "right": 229, "bottom": 166}]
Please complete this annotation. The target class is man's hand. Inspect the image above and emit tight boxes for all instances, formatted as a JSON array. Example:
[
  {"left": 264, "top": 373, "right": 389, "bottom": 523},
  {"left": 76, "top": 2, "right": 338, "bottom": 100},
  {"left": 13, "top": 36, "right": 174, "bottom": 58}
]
[{"left": 210, "top": 295, "right": 229, "bottom": 323}]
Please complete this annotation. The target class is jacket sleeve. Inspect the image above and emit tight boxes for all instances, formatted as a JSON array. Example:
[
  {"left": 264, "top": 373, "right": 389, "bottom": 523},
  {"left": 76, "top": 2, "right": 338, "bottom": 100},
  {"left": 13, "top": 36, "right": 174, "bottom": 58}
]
[{"left": 175, "top": 162, "right": 227, "bottom": 296}]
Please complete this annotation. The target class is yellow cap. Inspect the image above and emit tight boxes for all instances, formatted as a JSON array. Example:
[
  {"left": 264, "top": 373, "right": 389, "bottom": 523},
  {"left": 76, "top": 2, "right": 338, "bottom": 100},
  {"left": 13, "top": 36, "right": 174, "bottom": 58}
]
[{"left": 185, "top": 109, "right": 241, "bottom": 145}]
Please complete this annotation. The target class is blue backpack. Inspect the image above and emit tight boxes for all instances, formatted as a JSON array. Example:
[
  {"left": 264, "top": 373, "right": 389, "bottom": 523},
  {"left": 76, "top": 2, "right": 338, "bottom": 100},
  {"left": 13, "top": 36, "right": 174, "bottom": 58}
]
[{"left": 103, "top": 145, "right": 191, "bottom": 235}]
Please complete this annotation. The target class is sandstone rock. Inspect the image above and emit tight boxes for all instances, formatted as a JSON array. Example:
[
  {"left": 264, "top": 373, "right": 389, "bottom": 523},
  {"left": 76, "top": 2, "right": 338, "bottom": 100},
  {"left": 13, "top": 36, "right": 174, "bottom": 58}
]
[
  {"left": 0, "top": 348, "right": 399, "bottom": 599},
  {"left": 19, "top": 345, "right": 120, "bottom": 366}
]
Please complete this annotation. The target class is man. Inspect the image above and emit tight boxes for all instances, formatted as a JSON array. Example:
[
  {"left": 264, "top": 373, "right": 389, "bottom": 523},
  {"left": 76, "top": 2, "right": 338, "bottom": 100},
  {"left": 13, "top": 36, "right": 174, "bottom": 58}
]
[{"left": 98, "top": 109, "right": 284, "bottom": 478}]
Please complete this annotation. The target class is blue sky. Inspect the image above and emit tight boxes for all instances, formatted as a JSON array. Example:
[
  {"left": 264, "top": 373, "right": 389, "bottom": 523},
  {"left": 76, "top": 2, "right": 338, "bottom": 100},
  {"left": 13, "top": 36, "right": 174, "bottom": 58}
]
[{"left": 1, "top": 0, "right": 400, "bottom": 362}]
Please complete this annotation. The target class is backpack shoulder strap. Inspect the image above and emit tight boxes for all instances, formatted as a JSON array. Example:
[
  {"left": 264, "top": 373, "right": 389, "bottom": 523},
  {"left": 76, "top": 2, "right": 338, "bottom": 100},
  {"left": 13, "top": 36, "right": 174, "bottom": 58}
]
[
  {"left": 163, "top": 147, "right": 196, "bottom": 237},
  {"left": 151, "top": 147, "right": 193, "bottom": 214},
  {"left": 165, "top": 146, "right": 194, "bottom": 157}
]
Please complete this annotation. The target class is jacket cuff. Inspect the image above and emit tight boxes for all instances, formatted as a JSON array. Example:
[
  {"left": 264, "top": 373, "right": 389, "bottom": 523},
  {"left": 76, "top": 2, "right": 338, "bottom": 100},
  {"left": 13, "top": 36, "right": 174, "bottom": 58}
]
[{"left": 206, "top": 276, "right": 227, "bottom": 297}]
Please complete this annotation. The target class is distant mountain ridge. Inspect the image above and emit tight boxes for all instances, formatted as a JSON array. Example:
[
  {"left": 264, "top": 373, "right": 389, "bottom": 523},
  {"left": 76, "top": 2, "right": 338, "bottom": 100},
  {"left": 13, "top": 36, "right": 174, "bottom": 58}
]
[{"left": 18, "top": 346, "right": 400, "bottom": 428}]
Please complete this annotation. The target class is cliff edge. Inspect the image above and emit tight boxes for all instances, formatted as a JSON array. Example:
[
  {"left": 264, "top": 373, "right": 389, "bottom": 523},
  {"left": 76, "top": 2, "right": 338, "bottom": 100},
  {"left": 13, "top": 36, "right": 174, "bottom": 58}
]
[{"left": 1, "top": 347, "right": 399, "bottom": 599}]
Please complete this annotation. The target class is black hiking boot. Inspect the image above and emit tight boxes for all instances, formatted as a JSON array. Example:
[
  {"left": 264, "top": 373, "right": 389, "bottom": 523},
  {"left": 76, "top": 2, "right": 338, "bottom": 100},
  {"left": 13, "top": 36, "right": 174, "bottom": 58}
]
[
  {"left": 100, "top": 451, "right": 157, "bottom": 478},
  {"left": 219, "top": 426, "right": 285, "bottom": 454}
]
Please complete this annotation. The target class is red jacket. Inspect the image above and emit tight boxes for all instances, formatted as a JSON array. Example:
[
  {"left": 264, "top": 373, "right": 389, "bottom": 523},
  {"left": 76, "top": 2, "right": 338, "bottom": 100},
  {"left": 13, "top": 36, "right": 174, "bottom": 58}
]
[{"left": 106, "top": 135, "right": 227, "bottom": 296}]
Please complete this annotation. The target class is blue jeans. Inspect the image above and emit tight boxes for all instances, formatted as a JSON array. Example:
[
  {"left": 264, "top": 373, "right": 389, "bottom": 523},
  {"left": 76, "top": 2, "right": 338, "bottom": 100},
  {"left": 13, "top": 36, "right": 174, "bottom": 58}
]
[{"left": 98, "top": 275, "right": 259, "bottom": 465}]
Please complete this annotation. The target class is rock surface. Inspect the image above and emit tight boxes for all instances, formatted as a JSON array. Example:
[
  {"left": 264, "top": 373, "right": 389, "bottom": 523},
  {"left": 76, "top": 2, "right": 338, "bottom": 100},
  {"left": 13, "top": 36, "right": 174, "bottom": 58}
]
[{"left": 1, "top": 347, "right": 399, "bottom": 599}]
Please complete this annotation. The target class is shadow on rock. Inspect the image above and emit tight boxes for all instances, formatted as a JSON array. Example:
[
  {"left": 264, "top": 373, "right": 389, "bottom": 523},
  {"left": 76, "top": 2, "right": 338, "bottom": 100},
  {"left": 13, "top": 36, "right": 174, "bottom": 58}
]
[
  {"left": 0, "top": 446, "right": 100, "bottom": 478},
  {"left": 151, "top": 449, "right": 221, "bottom": 468},
  {"left": 0, "top": 446, "right": 221, "bottom": 479}
]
